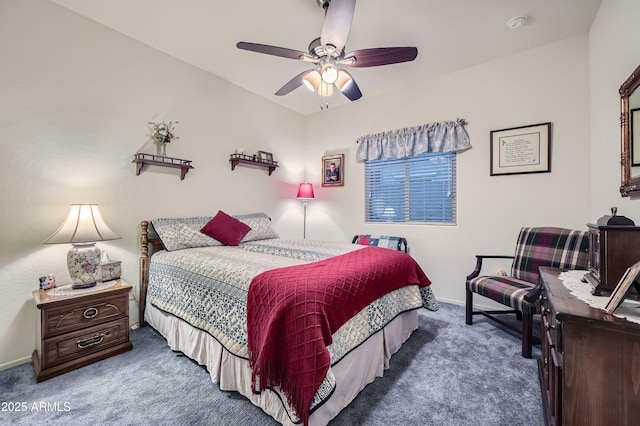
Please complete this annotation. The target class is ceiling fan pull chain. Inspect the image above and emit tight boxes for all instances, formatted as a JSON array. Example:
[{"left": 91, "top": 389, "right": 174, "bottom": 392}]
[{"left": 320, "top": 92, "right": 329, "bottom": 110}]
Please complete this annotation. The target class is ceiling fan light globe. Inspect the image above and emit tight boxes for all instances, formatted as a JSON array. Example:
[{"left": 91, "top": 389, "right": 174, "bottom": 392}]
[
  {"left": 303, "top": 80, "right": 315, "bottom": 92},
  {"left": 339, "top": 79, "right": 353, "bottom": 92},
  {"left": 335, "top": 70, "right": 353, "bottom": 92},
  {"left": 321, "top": 64, "right": 338, "bottom": 84},
  {"left": 303, "top": 71, "right": 321, "bottom": 92}
]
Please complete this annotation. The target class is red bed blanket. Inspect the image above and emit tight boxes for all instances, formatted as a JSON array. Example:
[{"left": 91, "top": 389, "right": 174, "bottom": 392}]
[{"left": 247, "top": 246, "right": 431, "bottom": 425}]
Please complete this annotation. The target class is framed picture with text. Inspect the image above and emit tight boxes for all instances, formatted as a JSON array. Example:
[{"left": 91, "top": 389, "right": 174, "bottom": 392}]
[
  {"left": 490, "top": 122, "right": 551, "bottom": 176},
  {"left": 322, "top": 154, "right": 344, "bottom": 187}
]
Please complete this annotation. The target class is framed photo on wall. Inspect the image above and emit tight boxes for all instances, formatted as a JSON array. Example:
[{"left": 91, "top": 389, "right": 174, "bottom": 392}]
[
  {"left": 490, "top": 122, "right": 551, "bottom": 176},
  {"left": 322, "top": 154, "right": 344, "bottom": 187}
]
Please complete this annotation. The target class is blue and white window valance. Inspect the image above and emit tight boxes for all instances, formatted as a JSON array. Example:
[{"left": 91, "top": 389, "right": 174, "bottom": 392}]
[{"left": 356, "top": 118, "right": 471, "bottom": 161}]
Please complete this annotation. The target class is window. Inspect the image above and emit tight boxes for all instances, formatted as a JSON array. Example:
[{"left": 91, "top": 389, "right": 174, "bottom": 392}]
[{"left": 364, "top": 152, "right": 456, "bottom": 224}]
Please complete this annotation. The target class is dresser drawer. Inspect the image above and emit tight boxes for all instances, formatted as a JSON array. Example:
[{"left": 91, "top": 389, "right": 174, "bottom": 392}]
[
  {"left": 42, "top": 293, "right": 128, "bottom": 338},
  {"left": 41, "top": 317, "right": 129, "bottom": 369},
  {"left": 541, "top": 292, "right": 562, "bottom": 353}
]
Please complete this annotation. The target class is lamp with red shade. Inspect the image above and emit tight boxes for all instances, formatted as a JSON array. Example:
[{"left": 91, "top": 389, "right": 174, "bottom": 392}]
[{"left": 296, "top": 183, "right": 315, "bottom": 239}]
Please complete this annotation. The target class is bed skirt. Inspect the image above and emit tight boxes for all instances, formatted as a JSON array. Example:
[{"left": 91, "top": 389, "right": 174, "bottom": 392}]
[{"left": 145, "top": 301, "right": 419, "bottom": 425}]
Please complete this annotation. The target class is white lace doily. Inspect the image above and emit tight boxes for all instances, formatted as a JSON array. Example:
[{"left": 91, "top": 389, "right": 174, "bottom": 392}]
[
  {"left": 46, "top": 280, "right": 117, "bottom": 297},
  {"left": 558, "top": 270, "right": 640, "bottom": 325}
]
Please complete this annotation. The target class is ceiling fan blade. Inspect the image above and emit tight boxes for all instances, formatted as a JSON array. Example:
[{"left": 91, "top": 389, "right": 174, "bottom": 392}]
[
  {"left": 336, "top": 69, "right": 362, "bottom": 101},
  {"left": 320, "top": 0, "right": 356, "bottom": 53},
  {"left": 237, "top": 42, "right": 309, "bottom": 61},
  {"left": 343, "top": 47, "right": 418, "bottom": 68},
  {"left": 275, "top": 69, "right": 316, "bottom": 96}
]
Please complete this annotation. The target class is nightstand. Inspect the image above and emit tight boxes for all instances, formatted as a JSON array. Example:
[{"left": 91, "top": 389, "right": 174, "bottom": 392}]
[{"left": 32, "top": 279, "right": 133, "bottom": 382}]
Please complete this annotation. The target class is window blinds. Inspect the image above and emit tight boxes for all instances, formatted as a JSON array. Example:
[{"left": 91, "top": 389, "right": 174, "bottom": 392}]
[{"left": 364, "top": 152, "right": 456, "bottom": 224}]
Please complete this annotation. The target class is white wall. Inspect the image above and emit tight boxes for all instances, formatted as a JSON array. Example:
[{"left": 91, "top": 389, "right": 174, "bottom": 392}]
[
  {"left": 0, "top": 0, "right": 305, "bottom": 369},
  {"left": 303, "top": 35, "right": 592, "bottom": 306},
  {"left": 589, "top": 0, "right": 640, "bottom": 220}
]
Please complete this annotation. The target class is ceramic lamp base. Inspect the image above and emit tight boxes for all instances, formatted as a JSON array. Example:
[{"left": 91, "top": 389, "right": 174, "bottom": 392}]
[{"left": 67, "top": 243, "right": 101, "bottom": 289}]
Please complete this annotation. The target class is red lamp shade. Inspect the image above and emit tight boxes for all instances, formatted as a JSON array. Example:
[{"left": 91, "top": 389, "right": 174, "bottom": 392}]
[{"left": 297, "top": 183, "right": 315, "bottom": 199}]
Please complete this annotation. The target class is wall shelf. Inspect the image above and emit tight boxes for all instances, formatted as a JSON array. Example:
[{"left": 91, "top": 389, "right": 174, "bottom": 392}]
[
  {"left": 229, "top": 154, "right": 278, "bottom": 176},
  {"left": 133, "top": 153, "right": 194, "bottom": 180}
]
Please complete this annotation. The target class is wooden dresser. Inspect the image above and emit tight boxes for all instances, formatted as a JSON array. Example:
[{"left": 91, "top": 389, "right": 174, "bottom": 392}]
[
  {"left": 32, "top": 280, "right": 133, "bottom": 382},
  {"left": 538, "top": 267, "right": 640, "bottom": 426}
]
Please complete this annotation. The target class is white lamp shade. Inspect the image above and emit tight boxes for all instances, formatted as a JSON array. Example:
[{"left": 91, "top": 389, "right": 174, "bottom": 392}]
[
  {"left": 303, "top": 71, "right": 321, "bottom": 92},
  {"left": 335, "top": 69, "right": 354, "bottom": 92},
  {"left": 43, "top": 204, "right": 120, "bottom": 288},
  {"left": 44, "top": 204, "right": 120, "bottom": 244}
]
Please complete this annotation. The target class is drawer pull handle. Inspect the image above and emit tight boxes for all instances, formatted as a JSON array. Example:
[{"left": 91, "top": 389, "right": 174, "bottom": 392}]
[
  {"left": 77, "top": 333, "right": 104, "bottom": 349},
  {"left": 83, "top": 307, "right": 99, "bottom": 319}
]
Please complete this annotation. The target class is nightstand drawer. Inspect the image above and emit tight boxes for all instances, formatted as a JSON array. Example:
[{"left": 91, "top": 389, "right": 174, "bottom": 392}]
[
  {"left": 42, "top": 293, "right": 128, "bottom": 338},
  {"left": 41, "top": 317, "right": 129, "bottom": 369}
]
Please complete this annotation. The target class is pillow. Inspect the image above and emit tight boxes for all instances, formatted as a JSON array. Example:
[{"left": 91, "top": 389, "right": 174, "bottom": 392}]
[
  {"left": 151, "top": 212, "right": 278, "bottom": 251},
  {"left": 201, "top": 210, "right": 251, "bottom": 246},
  {"left": 151, "top": 216, "right": 222, "bottom": 251},
  {"left": 234, "top": 212, "right": 279, "bottom": 242}
]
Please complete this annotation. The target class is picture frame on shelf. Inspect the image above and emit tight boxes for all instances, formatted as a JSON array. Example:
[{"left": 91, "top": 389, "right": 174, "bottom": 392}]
[
  {"left": 258, "top": 150, "right": 273, "bottom": 163},
  {"left": 490, "top": 122, "right": 551, "bottom": 176},
  {"left": 604, "top": 260, "right": 640, "bottom": 313},
  {"left": 322, "top": 154, "right": 344, "bottom": 187}
]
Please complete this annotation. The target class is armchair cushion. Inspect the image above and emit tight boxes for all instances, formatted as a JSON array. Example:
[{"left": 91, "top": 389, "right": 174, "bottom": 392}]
[{"left": 467, "top": 276, "right": 538, "bottom": 314}]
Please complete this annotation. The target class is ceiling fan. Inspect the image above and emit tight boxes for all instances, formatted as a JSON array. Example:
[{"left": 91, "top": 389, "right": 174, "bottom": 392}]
[{"left": 236, "top": 0, "right": 418, "bottom": 105}]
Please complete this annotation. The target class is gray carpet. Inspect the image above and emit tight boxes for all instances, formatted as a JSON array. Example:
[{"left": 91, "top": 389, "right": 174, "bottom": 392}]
[{"left": 0, "top": 302, "right": 543, "bottom": 425}]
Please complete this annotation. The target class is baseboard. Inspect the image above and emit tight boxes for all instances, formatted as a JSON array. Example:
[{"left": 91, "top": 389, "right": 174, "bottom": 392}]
[
  {"left": 435, "top": 297, "right": 500, "bottom": 312},
  {"left": 0, "top": 355, "right": 31, "bottom": 372},
  {"left": 434, "top": 297, "right": 463, "bottom": 306}
]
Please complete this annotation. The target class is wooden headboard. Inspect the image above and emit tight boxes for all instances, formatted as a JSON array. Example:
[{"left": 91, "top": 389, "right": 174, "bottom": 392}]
[{"left": 139, "top": 220, "right": 165, "bottom": 327}]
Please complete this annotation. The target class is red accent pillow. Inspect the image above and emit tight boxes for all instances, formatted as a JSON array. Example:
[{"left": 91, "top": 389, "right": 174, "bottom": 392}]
[{"left": 200, "top": 210, "right": 251, "bottom": 246}]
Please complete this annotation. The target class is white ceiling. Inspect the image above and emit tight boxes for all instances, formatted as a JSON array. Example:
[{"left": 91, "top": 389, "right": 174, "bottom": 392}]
[{"left": 49, "top": 0, "right": 602, "bottom": 116}]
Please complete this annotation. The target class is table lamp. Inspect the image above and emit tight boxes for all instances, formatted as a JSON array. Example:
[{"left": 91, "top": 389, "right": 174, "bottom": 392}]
[
  {"left": 43, "top": 204, "right": 120, "bottom": 289},
  {"left": 297, "top": 183, "right": 315, "bottom": 239}
]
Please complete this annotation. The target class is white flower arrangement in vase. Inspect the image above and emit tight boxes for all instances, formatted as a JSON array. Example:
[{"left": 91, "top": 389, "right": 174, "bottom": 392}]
[{"left": 148, "top": 120, "right": 179, "bottom": 156}]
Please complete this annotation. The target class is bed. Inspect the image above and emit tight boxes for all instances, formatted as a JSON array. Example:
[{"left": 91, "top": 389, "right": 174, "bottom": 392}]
[{"left": 139, "top": 212, "right": 438, "bottom": 425}]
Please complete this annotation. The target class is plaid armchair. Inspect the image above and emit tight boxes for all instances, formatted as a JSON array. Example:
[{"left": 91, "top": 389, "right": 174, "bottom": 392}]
[{"left": 465, "top": 227, "right": 588, "bottom": 358}]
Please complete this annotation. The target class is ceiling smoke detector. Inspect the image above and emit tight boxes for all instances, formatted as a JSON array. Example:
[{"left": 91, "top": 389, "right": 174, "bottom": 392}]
[{"left": 507, "top": 16, "right": 528, "bottom": 30}]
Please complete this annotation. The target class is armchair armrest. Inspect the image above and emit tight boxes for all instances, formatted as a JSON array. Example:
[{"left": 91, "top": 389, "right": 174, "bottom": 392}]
[
  {"left": 523, "top": 277, "right": 544, "bottom": 303},
  {"left": 466, "top": 255, "right": 515, "bottom": 282}
]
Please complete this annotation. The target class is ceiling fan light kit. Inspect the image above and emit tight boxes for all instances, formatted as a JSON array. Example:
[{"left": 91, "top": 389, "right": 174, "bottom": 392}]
[{"left": 236, "top": 0, "right": 418, "bottom": 109}]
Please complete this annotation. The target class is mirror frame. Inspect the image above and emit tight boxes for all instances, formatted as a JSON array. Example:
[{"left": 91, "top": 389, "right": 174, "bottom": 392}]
[{"left": 620, "top": 64, "right": 640, "bottom": 197}]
